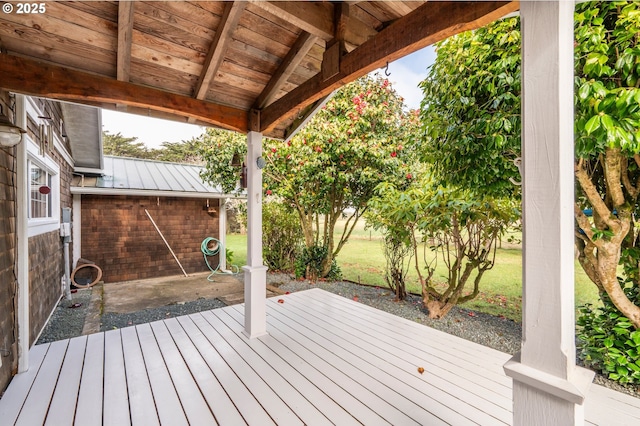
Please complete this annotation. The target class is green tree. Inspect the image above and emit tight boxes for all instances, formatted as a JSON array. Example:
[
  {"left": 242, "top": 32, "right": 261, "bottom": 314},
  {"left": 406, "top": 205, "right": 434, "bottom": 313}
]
[
  {"left": 419, "top": 16, "right": 521, "bottom": 199},
  {"left": 154, "top": 137, "right": 204, "bottom": 164},
  {"left": 199, "top": 74, "right": 417, "bottom": 278},
  {"left": 419, "top": 1, "right": 640, "bottom": 327},
  {"left": 368, "top": 176, "right": 518, "bottom": 318},
  {"left": 102, "top": 131, "right": 153, "bottom": 159}
]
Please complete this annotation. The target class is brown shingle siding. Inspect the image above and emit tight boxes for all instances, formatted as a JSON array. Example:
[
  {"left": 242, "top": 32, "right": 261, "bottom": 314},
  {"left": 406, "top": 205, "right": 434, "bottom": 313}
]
[{"left": 80, "top": 195, "right": 220, "bottom": 283}]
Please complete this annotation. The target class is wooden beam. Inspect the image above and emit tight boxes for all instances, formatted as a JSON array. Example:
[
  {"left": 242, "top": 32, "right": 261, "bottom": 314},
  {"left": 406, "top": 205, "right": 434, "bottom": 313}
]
[
  {"left": 251, "top": 1, "right": 334, "bottom": 40},
  {"left": 117, "top": 1, "right": 134, "bottom": 82},
  {"left": 0, "top": 54, "right": 248, "bottom": 133},
  {"left": 194, "top": 1, "right": 246, "bottom": 101},
  {"left": 116, "top": 1, "right": 135, "bottom": 111},
  {"left": 260, "top": 1, "right": 519, "bottom": 134},
  {"left": 253, "top": 31, "right": 318, "bottom": 109}
]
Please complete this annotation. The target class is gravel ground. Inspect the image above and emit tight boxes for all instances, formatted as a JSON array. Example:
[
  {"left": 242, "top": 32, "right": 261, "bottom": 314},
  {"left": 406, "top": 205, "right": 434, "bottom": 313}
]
[
  {"left": 37, "top": 272, "right": 639, "bottom": 398},
  {"left": 100, "top": 298, "right": 226, "bottom": 331},
  {"left": 36, "top": 289, "right": 93, "bottom": 344}
]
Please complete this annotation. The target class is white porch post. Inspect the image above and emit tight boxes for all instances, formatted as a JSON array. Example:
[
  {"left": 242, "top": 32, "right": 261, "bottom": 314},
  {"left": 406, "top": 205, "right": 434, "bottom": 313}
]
[
  {"left": 15, "top": 94, "right": 29, "bottom": 372},
  {"left": 242, "top": 130, "right": 267, "bottom": 338},
  {"left": 503, "top": 1, "right": 594, "bottom": 424},
  {"left": 218, "top": 197, "right": 227, "bottom": 271}
]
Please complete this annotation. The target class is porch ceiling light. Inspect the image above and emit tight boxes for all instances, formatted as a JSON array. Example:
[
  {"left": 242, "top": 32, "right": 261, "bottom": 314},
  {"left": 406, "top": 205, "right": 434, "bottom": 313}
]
[{"left": 0, "top": 115, "right": 26, "bottom": 147}]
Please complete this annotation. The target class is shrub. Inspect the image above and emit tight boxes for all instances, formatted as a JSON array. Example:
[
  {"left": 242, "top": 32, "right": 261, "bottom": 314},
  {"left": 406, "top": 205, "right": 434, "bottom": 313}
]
[
  {"left": 295, "top": 245, "right": 342, "bottom": 281},
  {"left": 382, "top": 233, "right": 412, "bottom": 300},
  {"left": 577, "top": 282, "right": 640, "bottom": 384},
  {"left": 262, "top": 201, "right": 303, "bottom": 271}
]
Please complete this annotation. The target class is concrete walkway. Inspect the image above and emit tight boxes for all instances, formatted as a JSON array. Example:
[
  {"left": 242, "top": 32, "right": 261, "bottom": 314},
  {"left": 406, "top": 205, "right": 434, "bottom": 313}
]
[{"left": 81, "top": 272, "right": 281, "bottom": 334}]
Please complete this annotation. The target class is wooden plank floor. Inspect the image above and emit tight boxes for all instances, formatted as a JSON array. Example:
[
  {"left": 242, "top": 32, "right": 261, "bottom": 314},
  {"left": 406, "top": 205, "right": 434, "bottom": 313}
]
[{"left": 1, "top": 288, "right": 639, "bottom": 425}]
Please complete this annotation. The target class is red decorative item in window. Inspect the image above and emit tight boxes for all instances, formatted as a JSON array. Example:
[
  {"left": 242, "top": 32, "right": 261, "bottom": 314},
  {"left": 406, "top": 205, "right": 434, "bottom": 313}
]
[{"left": 38, "top": 185, "right": 51, "bottom": 195}]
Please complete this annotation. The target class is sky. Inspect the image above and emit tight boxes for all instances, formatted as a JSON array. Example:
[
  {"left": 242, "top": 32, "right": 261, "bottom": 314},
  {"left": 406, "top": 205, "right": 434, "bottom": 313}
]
[{"left": 101, "top": 46, "right": 436, "bottom": 149}]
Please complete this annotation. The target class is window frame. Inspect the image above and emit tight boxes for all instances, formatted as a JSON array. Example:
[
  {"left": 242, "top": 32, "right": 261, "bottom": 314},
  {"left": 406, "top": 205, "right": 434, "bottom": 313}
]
[{"left": 26, "top": 137, "right": 60, "bottom": 237}]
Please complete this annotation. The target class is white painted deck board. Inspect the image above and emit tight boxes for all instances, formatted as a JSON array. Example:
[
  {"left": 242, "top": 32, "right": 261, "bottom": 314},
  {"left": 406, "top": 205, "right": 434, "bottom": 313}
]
[
  {"left": 120, "top": 326, "right": 159, "bottom": 426},
  {"left": 189, "top": 312, "right": 303, "bottom": 425},
  {"left": 135, "top": 322, "right": 189, "bottom": 426},
  {"left": 252, "top": 300, "right": 495, "bottom": 425},
  {"left": 200, "top": 310, "right": 320, "bottom": 425},
  {"left": 260, "top": 296, "right": 509, "bottom": 425},
  {"left": 215, "top": 308, "right": 362, "bottom": 426},
  {"left": 149, "top": 320, "right": 218, "bottom": 425},
  {"left": 0, "top": 343, "right": 48, "bottom": 424},
  {"left": 1, "top": 289, "right": 640, "bottom": 425},
  {"left": 44, "top": 336, "right": 87, "bottom": 426},
  {"left": 175, "top": 315, "right": 277, "bottom": 426},
  {"left": 162, "top": 317, "right": 246, "bottom": 425},
  {"left": 15, "top": 339, "right": 68, "bottom": 426},
  {"left": 276, "top": 291, "right": 513, "bottom": 400},
  {"left": 103, "top": 329, "right": 131, "bottom": 426},
  {"left": 74, "top": 332, "right": 104, "bottom": 425}
]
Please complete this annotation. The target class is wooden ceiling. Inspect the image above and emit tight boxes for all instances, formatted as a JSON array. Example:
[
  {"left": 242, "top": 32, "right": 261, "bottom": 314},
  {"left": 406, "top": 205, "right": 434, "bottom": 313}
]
[{"left": 0, "top": 1, "right": 518, "bottom": 139}]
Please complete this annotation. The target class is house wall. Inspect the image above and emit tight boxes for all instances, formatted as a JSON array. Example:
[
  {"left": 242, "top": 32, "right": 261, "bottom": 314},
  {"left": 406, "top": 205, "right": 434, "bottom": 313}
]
[
  {"left": 80, "top": 195, "right": 220, "bottom": 283},
  {"left": 0, "top": 93, "right": 18, "bottom": 394},
  {"left": 0, "top": 148, "right": 16, "bottom": 393},
  {"left": 25, "top": 100, "right": 74, "bottom": 346}
]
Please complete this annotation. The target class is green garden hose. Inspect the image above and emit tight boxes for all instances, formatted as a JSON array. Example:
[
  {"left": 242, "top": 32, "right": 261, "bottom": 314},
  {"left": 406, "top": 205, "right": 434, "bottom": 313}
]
[{"left": 201, "top": 237, "right": 239, "bottom": 281}]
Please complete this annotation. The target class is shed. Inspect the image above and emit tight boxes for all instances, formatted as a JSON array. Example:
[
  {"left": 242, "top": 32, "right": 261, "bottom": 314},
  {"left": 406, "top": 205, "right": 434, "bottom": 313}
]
[{"left": 71, "top": 155, "right": 241, "bottom": 283}]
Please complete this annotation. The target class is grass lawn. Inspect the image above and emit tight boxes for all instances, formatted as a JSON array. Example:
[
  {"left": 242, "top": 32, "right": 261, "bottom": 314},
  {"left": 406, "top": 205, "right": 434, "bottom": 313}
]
[{"left": 225, "top": 222, "right": 601, "bottom": 322}]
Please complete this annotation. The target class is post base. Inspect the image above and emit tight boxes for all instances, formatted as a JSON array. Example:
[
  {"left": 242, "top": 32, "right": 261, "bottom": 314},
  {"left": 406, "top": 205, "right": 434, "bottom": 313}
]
[{"left": 242, "top": 265, "right": 268, "bottom": 338}]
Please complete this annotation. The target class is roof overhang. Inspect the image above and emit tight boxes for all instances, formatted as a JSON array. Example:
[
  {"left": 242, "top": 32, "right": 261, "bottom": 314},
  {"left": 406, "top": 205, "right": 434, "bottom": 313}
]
[
  {"left": 59, "top": 102, "right": 103, "bottom": 172},
  {"left": 0, "top": 1, "right": 519, "bottom": 140}
]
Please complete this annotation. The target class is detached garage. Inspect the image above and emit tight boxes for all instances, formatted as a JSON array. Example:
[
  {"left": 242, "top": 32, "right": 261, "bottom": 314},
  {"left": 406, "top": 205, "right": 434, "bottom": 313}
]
[{"left": 71, "top": 155, "right": 240, "bottom": 283}]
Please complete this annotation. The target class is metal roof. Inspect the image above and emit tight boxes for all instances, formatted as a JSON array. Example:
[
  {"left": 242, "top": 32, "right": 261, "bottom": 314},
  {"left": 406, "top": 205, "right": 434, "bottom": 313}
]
[{"left": 71, "top": 156, "right": 242, "bottom": 199}]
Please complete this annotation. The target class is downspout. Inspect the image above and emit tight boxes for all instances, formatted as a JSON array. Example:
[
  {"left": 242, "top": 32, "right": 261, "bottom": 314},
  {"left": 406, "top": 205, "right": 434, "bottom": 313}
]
[
  {"left": 15, "top": 94, "right": 29, "bottom": 373},
  {"left": 219, "top": 198, "right": 227, "bottom": 271}
]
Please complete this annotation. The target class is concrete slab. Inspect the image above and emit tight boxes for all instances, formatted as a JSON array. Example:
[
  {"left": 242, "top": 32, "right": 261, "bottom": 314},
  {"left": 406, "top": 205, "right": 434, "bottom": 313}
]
[{"left": 103, "top": 272, "right": 244, "bottom": 314}]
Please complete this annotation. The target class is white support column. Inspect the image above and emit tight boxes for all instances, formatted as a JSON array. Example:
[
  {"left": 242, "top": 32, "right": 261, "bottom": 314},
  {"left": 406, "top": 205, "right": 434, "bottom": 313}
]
[
  {"left": 15, "top": 94, "right": 29, "bottom": 372},
  {"left": 218, "top": 198, "right": 227, "bottom": 271},
  {"left": 242, "top": 131, "right": 268, "bottom": 338},
  {"left": 503, "top": 2, "right": 594, "bottom": 425}
]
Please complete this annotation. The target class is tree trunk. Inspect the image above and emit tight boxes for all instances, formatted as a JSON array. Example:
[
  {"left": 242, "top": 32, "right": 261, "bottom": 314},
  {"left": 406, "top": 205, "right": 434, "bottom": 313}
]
[
  {"left": 424, "top": 298, "right": 455, "bottom": 319},
  {"left": 598, "top": 241, "right": 640, "bottom": 328}
]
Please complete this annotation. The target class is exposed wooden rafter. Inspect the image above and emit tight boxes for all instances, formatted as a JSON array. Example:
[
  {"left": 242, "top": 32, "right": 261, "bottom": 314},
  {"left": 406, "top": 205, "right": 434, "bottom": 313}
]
[
  {"left": 253, "top": 31, "right": 318, "bottom": 109},
  {"left": 261, "top": 1, "right": 519, "bottom": 135},
  {"left": 116, "top": 1, "right": 135, "bottom": 111},
  {"left": 0, "top": 54, "right": 248, "bottom": 133},
  {"left": 252, "top": 1, "right": 334, "bottom": 41},
  {"left": 194, "top": 1, "right": 246, "bottom": 101},
  {"left": 252, "top": 1, "right": 376, "bottom": 48},
  {"left": 117, "top": 1, "right": 134, "bottom": 82}
]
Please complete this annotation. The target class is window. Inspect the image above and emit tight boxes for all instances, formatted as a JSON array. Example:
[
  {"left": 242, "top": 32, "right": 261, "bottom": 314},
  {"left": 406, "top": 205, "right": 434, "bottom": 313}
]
[
  {"left": 29, "top": 163, "right": 53, "bottom": 219},
  {"left": 26, "top": 139, "right": 60, "bottom": 237}
]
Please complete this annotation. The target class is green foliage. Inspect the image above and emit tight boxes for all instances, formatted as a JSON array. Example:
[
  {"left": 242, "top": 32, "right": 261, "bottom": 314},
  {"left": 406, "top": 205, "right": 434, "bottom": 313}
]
[
  {"left": 198, "top": 128, "right": 247, "bottom": 194},
  {"left": 419, "top": 17, "right": 521, "bottom": 198},
  {"left": 578, "top": 283, "right": 640, "bottom": 384},
  {"left": 368, "top": 174, "right": 519, "bottom": 317},
  {"left": 262, "top": 201, "right": 303, "bottom": 271},
  {"left": 200, "top": 74, "right": 417, "bottom": 278},
  {"left": 155, "top": 137, "right": 204, "bottom": 164},
  {"left": 380, "top": 233, "right": 412, "bottom": 300},
  {"left": 294, "top": 245, "right": 341, "bottom": 281},
  {"left": 102, "top": 131, "right": 154, "bottom": 159},
  {"left": 225, "top": 248, "right": 234, "bottom": 265},
  {"left": 574, "top": 1, "right": 640, "bottom": 157}
]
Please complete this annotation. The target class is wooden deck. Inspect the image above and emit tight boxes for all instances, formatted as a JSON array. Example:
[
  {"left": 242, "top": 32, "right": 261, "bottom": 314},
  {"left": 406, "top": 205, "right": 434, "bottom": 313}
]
[{"left": 1, "top": 288, "right": 639, "bottom": 425}]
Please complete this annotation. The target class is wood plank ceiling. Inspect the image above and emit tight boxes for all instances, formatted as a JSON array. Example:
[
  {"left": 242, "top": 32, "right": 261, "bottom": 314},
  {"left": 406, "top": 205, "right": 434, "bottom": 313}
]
[{"left": 0, "top": 1, "right": 518, "bottom": 139}]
